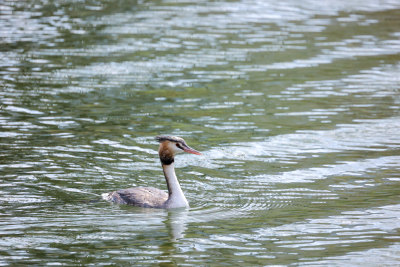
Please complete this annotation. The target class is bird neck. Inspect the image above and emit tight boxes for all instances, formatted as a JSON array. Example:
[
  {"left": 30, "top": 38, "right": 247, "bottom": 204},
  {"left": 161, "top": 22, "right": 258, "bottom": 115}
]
[{"left": 162, "top": 163, "right": 189, "bottom": 208}]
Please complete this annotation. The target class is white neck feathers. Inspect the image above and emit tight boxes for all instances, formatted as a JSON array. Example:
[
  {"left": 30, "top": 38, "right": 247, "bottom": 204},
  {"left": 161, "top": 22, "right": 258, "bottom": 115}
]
[{"left": 162, "top": 163, "right": 189, "bottom": 208}]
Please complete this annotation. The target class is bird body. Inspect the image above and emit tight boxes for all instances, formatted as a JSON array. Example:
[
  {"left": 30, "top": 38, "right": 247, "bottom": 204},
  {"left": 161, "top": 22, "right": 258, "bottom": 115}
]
[
  {"left": 102, "top": 136, "right": 201, "bottom": 209},
  {"left": 103, "top": 187, "right": 168, "bottom": 208}
]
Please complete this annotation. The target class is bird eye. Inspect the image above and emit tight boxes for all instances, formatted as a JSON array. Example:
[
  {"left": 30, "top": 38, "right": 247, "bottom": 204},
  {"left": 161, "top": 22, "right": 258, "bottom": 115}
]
[{"left": 176, "top": 143, "right": 183, "bottom": 149}]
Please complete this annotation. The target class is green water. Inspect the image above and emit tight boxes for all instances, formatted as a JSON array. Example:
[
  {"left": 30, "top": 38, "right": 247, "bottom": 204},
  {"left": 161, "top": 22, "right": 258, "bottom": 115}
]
[{"left": 1, "top": 0, "right": 400, "bottom": 265}]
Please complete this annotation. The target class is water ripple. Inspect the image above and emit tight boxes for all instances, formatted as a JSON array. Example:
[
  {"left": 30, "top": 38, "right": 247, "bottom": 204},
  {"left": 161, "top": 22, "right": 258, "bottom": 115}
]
[{"left": 1, "top": 0, "right": 400, "bottom": 265}]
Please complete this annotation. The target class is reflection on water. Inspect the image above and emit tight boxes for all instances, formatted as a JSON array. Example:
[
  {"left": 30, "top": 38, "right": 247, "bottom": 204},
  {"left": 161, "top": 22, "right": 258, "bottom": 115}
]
[
  {"left": 1, "top": 0, "right": 400, "bottom": 265},
  {"left": 166, "top": 209, "right": 188, "bottom": 241}
]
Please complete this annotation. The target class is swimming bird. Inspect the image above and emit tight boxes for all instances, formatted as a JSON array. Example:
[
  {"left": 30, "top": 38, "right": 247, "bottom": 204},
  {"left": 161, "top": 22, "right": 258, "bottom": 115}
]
[{"left": 102, "top": 136, "right": 201, "bottom": 209}]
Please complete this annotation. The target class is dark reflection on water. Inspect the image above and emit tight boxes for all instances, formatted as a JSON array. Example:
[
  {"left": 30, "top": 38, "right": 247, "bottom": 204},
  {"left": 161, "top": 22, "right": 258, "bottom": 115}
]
[{"left": 1, "top": 0, "right": 400, "bottom": 265}]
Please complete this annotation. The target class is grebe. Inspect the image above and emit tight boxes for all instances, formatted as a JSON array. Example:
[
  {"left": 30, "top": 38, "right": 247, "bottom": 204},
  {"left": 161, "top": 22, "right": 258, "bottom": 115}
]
[{"left": 102, "top": 136, "right": 201, "bottom": 209}]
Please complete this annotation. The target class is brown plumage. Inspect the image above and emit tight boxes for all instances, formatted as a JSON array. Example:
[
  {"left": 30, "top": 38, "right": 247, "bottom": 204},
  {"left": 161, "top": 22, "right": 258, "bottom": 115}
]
[{"left": 106, "top": 187, "right": 168, "bottom": 208}]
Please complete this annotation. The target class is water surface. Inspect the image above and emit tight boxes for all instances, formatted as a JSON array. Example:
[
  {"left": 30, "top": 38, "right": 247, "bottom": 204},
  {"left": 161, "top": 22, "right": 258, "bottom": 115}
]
[{"left": 1, "top": 0, "right": 400, "bottom": 265}]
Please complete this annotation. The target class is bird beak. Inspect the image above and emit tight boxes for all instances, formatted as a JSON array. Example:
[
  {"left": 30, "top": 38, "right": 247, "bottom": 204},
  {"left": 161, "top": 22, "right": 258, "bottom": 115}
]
[{"left": 183, "top": 145, "right": 202, "bottom": 155}]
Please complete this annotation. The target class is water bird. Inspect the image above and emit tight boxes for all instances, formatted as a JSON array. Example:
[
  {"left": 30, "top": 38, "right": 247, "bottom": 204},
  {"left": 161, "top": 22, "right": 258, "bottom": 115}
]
[{"left": 102, "top": 136, "right": 201, "bottom": 209}]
